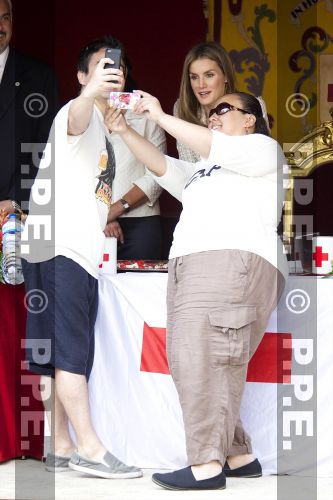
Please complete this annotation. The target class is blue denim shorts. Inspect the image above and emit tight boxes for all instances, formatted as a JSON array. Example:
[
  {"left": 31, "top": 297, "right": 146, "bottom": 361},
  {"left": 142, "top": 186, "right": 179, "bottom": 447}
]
[{"left": 22, "top": 256, "right": 98, "bottom": 379}]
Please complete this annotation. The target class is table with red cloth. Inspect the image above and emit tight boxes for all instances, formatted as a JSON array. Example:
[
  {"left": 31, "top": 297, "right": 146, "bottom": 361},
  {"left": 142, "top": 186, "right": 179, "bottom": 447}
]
[{"left": 0, "top": 283, "right": 44, "bottom": 463}]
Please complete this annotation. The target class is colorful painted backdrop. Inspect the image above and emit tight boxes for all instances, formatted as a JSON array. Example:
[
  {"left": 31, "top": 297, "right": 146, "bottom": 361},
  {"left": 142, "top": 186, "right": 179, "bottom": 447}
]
[{"left": 207, "top": 0, "right": 333, "bottom": 145}]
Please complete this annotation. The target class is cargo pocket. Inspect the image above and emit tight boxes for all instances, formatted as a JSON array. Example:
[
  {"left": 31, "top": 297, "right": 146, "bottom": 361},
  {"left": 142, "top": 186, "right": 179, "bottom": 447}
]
[{"left": 208, "top": 304, "right": 257, "bottom": 365}]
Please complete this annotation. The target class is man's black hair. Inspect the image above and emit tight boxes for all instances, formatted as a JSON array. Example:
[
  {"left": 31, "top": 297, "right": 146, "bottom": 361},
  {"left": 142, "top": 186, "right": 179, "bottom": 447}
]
[{"left": 77, "top": 35, "right": 137, "bottom": 92}]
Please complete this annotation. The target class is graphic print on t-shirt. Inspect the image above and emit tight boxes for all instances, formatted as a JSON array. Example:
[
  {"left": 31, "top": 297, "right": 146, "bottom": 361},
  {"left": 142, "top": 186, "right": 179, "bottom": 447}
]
[
  {"left": 95, "top": 144, "right": 114, "bottom": 208},
  {"left": 184, "top": 165, "right": 222, "bottom": 190}
]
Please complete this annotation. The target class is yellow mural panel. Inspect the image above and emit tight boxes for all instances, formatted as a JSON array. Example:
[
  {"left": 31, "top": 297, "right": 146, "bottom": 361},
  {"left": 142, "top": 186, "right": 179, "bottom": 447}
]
[{"left": 213, "top": 0, "right": 333, "bottom": 145}]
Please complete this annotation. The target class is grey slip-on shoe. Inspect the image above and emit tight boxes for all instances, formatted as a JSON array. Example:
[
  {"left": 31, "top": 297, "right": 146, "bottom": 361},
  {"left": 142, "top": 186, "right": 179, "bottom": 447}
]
[
  {"left": 68, "top": 450, "right": 143, "bottom": 479},
  {"left": 44, "top": 453, "right": 71, "bottom": 472}
]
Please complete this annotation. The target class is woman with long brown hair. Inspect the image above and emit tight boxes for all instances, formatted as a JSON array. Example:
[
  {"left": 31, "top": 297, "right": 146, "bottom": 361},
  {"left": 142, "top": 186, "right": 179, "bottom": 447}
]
[{"left": 174, "top": 41, "right": 236, "bottom": 162}]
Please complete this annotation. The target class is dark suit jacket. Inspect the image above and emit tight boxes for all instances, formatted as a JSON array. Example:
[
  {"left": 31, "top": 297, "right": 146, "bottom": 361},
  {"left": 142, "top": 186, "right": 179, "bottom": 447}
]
[{"left": 0, "top": 48, "right": 59, "bottom": 208}]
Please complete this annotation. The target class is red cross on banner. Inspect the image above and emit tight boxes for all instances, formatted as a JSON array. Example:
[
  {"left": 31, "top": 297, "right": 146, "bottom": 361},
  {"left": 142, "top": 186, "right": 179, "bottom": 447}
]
[
  {"left": 99, "top": 253, "right": 110, "bottom": 268},
  {"left": 312, "top": 246, "right": 329, "bottom": 267},
  {"left": 140, "top": 323, "right": 292, "bottom": 383}
]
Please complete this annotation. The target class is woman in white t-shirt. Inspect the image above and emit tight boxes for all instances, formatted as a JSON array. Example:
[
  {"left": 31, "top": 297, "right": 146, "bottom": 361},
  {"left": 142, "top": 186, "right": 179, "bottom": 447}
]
[{"left": 105, "top": 91, "right": 288, "bottom": 491}]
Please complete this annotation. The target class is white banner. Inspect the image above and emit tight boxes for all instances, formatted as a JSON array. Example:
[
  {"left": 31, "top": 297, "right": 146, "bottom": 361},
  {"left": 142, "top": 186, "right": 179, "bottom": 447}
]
[{"left": 88, "top": 273, "right": 333, "bottom": 476}]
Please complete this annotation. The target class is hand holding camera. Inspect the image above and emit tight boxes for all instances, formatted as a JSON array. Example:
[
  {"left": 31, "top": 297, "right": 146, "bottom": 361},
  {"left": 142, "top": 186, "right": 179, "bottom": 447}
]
[
  {"left": 134, "top": 91, "right": 165, "bottom": 122},
  {"left": 109, "top": 90, "right": 141, "bottom": 110},
  {"left": 104, "top": 106, "right": 128, "bottom": 135}
]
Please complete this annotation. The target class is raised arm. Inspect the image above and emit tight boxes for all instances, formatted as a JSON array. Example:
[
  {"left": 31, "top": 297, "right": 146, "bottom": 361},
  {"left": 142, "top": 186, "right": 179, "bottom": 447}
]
[
  {"left": 135, "top": 92, "right": 212, "bottom": 159},
  {"left": 104, "top": 107, "right": 168, "bottom": 176},
  {"left": 105, "top": 107, "right": 196, "bottom": 202},
  {"left": 68, "top": 57, "right": 124, "bottom": 136},
  {"left": 173, "top": 100, "right": 200, "bottom": 162}
]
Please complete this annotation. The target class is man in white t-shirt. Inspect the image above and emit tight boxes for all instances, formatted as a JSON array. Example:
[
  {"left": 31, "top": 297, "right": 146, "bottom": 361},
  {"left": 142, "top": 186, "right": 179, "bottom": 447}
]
[{"left": 21, "top": 36, "right": 142, "bottom": 480}]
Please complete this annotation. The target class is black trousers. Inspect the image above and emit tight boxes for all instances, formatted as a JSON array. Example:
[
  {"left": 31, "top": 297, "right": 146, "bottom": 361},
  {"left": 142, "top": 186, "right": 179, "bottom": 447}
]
[{"left": 117, "top": 215, "right": 162, "bottom": 260}]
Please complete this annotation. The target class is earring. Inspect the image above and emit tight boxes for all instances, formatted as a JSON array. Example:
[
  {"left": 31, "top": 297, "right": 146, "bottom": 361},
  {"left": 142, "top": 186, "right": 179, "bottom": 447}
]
[{"left": 245, "top": 127, "right": 248, "bottom": 135}]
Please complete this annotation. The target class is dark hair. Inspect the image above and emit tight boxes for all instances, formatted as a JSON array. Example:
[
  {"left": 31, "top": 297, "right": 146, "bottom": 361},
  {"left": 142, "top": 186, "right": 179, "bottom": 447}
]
[
  {"left": 77, "top": 35, "right": 137, "bottom": 92},
  {"left": 226, "top": 92, "right": 271, "bottom": 136},
  {"left": 178, "top": 41, "right": 236, "bottom": 125}
]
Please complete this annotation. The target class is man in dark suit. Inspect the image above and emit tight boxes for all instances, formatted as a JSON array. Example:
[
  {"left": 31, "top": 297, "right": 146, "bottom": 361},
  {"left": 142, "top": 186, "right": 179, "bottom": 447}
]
[{"left": 0, "top": 0, "right": 58, "bottom": 214}]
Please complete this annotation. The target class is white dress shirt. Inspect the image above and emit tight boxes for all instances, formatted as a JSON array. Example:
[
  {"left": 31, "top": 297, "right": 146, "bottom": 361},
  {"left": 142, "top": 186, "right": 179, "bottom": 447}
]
[
  {"left": 0, "top": 46, "right": 9, "bottom": 83},
  {"left": 108, "top": 109, "right": 167, "bottom": 218}
]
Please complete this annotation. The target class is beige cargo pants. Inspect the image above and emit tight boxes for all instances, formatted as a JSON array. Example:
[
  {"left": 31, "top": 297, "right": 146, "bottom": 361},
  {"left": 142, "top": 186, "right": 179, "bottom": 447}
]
[{"left": 167, "top": 250, "right": 285, "bottom": 466}]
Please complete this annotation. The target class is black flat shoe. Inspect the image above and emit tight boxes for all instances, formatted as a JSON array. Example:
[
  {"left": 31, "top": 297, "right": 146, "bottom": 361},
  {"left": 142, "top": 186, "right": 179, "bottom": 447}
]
[
  {"left": 152, "top": 466, "right": 226, "bottom": 490},
  {"left": 224, "top": 458, "right": 262, "bottom": 478}
]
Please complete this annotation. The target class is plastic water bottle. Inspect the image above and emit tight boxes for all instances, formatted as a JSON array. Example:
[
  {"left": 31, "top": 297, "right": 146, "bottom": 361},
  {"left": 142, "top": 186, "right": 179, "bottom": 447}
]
[{"left": 1, "top": 213, "right": 24, "bottom": 285}]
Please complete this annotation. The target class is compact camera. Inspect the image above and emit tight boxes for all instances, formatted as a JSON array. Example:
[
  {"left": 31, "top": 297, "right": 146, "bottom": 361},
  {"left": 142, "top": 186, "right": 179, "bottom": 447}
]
[{"left": 108, "top": 90, "right": 141, "bottom": 110}]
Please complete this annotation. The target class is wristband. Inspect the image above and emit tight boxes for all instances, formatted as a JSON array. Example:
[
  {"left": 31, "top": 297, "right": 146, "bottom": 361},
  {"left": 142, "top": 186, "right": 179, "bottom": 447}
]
[
  {"left": 120, "top": 198, "right": 130, "bottom": 213},
  {"left": 11, "top": 200, "right": 23, "bottom": 215}
]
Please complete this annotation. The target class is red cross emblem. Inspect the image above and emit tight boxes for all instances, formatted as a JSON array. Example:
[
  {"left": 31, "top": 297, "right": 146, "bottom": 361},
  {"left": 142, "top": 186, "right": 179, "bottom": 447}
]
[
  {"left": 312, "top": 246, "right": 329, "bottom": 267},
  {"left": 99, "top": 253, "right": 110, "bottom": 268},
  {"left": 140, "top": 323, "right": 292, "bottom": 384}
]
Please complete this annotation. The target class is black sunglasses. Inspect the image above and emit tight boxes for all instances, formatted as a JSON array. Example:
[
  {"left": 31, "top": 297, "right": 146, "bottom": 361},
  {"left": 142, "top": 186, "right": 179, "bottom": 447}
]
[{"left": 209, "top": 102, "right": 248, "bottom": 118}]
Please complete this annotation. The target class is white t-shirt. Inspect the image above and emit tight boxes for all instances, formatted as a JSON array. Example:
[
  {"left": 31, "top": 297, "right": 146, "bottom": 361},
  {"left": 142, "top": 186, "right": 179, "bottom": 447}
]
[
  {"left": 22, "top": 101, "right": 113, "bottom": 278},
  {"left": 0, "top": 46, "right": 9, "bottom": 83},
  {"left": 153, "top": 130, "right": 288, "bottom": 279}
]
